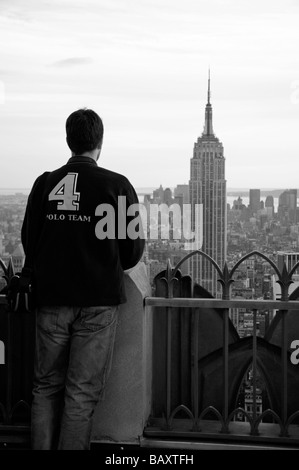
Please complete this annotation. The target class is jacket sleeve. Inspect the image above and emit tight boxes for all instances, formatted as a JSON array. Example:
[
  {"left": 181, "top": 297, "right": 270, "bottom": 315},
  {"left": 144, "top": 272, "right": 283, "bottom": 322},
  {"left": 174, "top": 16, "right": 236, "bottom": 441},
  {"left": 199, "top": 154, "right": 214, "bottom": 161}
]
[{"left": 118, "top": 181, "right": 145, "bottom": 270}]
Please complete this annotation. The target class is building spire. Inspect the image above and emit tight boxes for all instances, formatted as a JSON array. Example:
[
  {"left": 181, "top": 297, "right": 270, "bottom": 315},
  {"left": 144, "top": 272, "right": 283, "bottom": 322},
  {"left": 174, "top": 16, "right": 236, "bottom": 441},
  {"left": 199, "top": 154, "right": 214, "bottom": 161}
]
[
  {"left": 203, "top": 69, "right": 214, "bottom": 136},
  {"left": 207, "top": 68, "right": 211, "bottom": 104}
]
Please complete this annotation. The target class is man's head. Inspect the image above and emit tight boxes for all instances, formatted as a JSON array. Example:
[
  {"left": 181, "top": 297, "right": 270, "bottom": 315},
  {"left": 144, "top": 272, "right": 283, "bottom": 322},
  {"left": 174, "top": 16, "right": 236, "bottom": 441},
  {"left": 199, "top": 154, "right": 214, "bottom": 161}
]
[{"left": 66, "top": 108, "right": 104, "bottom": 159}]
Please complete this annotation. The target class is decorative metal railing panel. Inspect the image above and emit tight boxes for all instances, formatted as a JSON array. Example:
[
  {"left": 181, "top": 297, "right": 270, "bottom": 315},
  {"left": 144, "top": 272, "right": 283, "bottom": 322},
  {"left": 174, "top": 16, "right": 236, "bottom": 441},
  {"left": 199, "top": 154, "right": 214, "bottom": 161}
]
[
  {"left": 0, "top": 257, "right": 33, "bottom": 447},
  {"left": 144, "top": 250, "right": 299, "bottom": 445}
]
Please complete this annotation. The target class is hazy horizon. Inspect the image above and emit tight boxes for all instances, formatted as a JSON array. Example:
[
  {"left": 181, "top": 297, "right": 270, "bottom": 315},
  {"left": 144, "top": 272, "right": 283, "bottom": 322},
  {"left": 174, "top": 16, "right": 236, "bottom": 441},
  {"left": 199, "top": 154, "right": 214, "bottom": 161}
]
[{"left": 0, "top": 185, "right": 297, "bottom": 195}]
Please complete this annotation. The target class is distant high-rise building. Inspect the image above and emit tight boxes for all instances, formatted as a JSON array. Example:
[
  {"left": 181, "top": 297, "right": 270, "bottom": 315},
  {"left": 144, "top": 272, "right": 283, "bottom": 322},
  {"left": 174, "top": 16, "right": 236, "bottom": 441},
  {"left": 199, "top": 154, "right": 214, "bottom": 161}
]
[
  {"left": 163, "top": 187, "right": 173, "bottom": 206},
  {"left": 153, "top": 184, "right": 164, "bottom": 203},
  {"left": 174, "top": 184, "right": 189, "bottom": 204},
  {"left": 249, "top": 189, "right": 261, "bottom": 215},
  {"left": 174, "top": 184, "right": 189, "bottom": 210},
  {"left": 188, "top": 72, "right": 227, "bottom": 296},
  {"left": 265, "top": 195, "right": 274, "bottom": 208},
  {"left": 277, "top": 189, "right": 297, "bottom": 224},
  {"left": 264, "top": 195, "right": 274, "bottom": 218}
]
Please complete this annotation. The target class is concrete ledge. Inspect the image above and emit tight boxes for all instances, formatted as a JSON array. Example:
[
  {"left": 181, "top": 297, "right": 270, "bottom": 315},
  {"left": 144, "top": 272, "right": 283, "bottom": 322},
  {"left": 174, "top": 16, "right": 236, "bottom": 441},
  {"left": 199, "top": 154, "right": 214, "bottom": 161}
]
[{"left": 91, "top": 262, "right": 153, "bottom": 444}]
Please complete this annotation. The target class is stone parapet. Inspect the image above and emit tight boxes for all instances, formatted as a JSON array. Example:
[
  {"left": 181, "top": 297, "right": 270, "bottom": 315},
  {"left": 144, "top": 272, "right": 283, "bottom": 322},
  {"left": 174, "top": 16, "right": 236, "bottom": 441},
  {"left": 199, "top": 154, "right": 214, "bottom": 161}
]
[{"left": 91, "top": 262, "right": 152, "bottom": 445}]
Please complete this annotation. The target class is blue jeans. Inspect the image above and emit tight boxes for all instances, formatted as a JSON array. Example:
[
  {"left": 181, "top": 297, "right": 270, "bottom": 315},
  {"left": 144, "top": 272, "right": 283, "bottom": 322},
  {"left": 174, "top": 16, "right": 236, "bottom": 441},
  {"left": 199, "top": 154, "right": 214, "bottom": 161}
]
[{"left": 31, "top": 305, "right": 118, "bottom": 450}]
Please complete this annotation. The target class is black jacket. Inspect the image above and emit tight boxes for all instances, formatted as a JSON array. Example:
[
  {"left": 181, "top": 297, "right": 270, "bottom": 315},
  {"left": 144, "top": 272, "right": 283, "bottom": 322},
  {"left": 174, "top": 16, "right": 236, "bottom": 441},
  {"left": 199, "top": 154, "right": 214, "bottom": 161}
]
[{"left": 21, "top": 156, "right": 145, "bottom": 307}]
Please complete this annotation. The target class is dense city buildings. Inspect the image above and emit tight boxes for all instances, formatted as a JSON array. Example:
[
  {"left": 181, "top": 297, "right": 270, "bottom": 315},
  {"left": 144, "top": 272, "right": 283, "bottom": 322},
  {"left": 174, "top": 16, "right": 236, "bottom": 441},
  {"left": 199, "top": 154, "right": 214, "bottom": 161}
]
[
  {"left": 188, "top": 73, "right": 227, "bottom": 296},
  {"left": 0, "top": 193, "right": 28, "bottom": 292}
]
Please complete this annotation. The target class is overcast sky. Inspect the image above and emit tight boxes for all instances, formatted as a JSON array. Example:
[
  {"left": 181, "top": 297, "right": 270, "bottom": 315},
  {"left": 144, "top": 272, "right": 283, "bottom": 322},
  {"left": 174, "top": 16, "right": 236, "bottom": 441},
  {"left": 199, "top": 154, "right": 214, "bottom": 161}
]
[{"left": 0, "top": 0, "right": 298, "bottom": 190}]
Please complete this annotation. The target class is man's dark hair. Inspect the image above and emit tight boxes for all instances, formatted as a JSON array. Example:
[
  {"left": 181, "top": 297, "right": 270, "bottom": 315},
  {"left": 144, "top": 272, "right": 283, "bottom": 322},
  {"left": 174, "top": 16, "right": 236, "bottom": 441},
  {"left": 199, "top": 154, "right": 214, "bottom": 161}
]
[{"left": 66, "top": 108, "right": 104, "bottom": 155}]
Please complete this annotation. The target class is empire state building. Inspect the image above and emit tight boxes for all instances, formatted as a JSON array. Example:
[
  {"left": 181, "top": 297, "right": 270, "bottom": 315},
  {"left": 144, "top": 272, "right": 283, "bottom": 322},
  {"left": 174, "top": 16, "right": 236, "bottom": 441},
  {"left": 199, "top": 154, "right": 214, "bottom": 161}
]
[{"left": 189, "top": 73, "right": 227, "bottom": 297}]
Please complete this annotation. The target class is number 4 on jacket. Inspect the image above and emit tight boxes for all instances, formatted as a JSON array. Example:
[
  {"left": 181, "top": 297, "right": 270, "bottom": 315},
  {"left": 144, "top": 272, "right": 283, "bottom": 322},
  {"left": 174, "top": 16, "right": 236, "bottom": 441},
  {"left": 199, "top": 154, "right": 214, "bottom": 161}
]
[{"left": 48, "top": 172, "right": 80, "bottom": 211}]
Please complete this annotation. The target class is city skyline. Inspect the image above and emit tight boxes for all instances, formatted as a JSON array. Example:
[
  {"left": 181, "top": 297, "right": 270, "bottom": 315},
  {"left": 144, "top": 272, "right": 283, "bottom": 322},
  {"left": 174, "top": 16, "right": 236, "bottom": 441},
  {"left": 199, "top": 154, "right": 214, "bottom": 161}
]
[{"left": 0, "top": 0, "right": 299, "bottom": 190}]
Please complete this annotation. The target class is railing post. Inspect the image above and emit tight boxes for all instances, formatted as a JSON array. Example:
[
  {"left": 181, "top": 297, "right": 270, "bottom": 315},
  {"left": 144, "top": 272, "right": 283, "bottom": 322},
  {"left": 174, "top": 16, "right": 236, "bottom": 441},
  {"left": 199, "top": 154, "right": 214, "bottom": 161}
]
[
  {"left": 218, "top": 262, "right": 233, "bottom": 433},
  {"left": 280, "top": 309, "right": 289, "bottom": 436},
  {"left": 165, "top": 260, "right": 173, "bottom": 429},
  {"left": 251, "top": 309, "right": 258, "bottom": 435},
  {"left": 5, "top": 306, "right": 12, "bottom": 425},
  {"left": 192, "top": 308, "right": 200, "bottom": 430},
  {"left": 221, "top": 307, "right": 229, "bottom": 432},
  {"left": 277, "top": 262, "right": 291, "bottom": 437},
  {"left": 165, "top": 306, "right": 172, "bottom": 428}
]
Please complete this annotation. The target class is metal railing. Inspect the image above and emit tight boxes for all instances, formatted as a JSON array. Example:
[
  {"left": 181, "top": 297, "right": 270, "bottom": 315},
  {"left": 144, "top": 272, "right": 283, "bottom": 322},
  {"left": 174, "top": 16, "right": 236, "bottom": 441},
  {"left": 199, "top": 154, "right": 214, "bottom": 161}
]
[
  {"left": 0, "top": 258, "right": 33, "bottom": 448},
  {"left": 2, "top": 250, "right": 299, "bottom": 448},
  {"left": 144, "top": 250, "right": 299, "bottom": 447}
]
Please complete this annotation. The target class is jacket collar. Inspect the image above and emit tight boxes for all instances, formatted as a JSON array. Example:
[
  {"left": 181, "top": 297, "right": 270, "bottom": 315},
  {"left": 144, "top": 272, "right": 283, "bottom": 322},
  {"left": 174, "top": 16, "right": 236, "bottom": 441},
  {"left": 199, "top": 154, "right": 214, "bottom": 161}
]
[{"left": 67, "top": 156, "right": 97, "bottom": 166}]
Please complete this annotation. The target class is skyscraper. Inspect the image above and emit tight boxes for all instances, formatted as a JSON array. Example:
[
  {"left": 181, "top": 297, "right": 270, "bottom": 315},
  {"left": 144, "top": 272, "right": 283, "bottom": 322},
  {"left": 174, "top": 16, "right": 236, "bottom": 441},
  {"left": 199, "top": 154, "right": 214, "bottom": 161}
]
[
  {"left": 249, "top": 189, "right": 261, "bottom": 215},
  {"left": 277, "top": 189, "right": 297, "bottom": 225},
  {"left": 265, "top": 195, "right": 274, "bottom": 208},
  {"left": 188, "top": 73, "right": 227, "bottom": 296}
]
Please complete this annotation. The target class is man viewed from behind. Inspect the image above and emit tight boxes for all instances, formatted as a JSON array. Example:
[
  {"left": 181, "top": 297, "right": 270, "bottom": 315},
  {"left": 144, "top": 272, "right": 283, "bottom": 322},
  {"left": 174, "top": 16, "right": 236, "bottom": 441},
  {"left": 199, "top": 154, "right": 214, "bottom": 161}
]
[{"left": 21, "top": 108, "right": 145, "bottom": 450}]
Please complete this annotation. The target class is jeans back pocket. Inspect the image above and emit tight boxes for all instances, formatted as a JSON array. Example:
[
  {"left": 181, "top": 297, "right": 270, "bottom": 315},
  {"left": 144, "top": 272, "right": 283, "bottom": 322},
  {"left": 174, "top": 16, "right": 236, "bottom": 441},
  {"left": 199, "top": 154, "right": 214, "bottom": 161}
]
[{"left": 79, "top": 306, "right": 118, "bottom": 331}]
